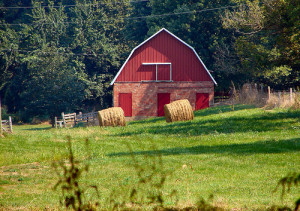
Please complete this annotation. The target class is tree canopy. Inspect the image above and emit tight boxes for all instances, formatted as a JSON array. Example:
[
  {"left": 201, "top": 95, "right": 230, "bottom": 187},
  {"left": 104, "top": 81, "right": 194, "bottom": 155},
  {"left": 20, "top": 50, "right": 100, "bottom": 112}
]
[
  {"left": 0, "top": 0, "right": 131, "bottom": 122},
  {"left": 0, "top": 0, "right": 299, "bottom": 122},
  {"left": 221, "top": 0, "right": 300, "bottom": 88}
]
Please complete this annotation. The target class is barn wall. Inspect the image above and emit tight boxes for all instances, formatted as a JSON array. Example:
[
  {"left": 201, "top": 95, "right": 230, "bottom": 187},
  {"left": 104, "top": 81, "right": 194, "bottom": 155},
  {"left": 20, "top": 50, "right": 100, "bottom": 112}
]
[
  {"left": 113, "top": 81, "right": 214, "bottom": 118},
  {"left": 116, "top": 31, "right": 212, "bottom": 82}
]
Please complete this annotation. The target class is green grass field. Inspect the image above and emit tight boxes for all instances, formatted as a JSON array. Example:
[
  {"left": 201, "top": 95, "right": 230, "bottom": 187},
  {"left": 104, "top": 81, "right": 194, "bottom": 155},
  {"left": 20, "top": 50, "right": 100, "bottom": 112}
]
[{"left": 0, "top": 105, "right": 299, "bottom": 210}]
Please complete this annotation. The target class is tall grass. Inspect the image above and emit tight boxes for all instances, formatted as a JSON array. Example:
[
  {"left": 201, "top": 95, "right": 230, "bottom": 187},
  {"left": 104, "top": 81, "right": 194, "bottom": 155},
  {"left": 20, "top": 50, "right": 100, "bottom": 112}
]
[{"left": 230, "top": 83, "right": 300, "bottom": 109}]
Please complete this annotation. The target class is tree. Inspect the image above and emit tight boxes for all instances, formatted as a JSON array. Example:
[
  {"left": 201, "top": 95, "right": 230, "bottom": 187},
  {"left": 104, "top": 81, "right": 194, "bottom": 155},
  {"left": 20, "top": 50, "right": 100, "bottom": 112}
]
[
  {"left": 1, "top": 0, "right": 132, "bottom": 123},
  {"left": 19, "top": 56, "right": 87, "bottom": 124},
  {"left": 222, "top": 0, "right": 300, "bottom": 88},
  {"left": 123, "top": 0, "right": 151, "bottom": 44}
]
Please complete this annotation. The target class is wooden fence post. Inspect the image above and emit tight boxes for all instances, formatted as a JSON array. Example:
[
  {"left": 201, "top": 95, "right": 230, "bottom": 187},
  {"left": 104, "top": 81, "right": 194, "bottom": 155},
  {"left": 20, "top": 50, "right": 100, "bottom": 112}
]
[
  {"left": 290, "top": 88, "right": 293, "bottom": 103},
  {"left": 278, "top": 92, "right": 281, "bottom": 107},
  {"left": 74, "top": 113, "right": 77, "bottom": 126},
  {"left": 78, "top": 112, "right": 82, "bottom": 125},
  {"left": 268, "top": 86, "right": 271, "bottom": 100},
  {"left": 62, "top": 112, "right": 66, "bottom": 128},
  {"left": 8, "top": 116, "right": 13, "bottom": 133},
  {"left": 55, "top": 117, "right": 57, "bottom": 129}
]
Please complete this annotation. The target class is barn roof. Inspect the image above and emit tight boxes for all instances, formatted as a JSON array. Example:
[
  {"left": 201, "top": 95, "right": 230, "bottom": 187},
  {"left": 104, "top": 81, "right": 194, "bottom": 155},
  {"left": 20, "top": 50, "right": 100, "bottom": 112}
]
[{"left": 110, "top": 28, "right": 217, "bottom": 85}]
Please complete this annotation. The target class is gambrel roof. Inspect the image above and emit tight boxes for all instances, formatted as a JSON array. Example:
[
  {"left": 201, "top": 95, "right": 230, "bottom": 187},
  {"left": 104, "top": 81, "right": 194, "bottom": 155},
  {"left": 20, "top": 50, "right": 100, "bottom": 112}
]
[{"left": 110, "top": 28, "right": 217, "bottom": 85}]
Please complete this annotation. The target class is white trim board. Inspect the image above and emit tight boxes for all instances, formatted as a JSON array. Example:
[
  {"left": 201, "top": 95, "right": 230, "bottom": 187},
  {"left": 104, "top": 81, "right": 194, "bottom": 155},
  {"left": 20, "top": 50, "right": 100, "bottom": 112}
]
[
  {"left": 142, "top": 62, "right": 172, "bottom": 81},
  {"left": 110, "top": 28, "right": 217, "bottom": 85},
  {"left": 142, "top": 63, "right": 172, "bottom": 65}
]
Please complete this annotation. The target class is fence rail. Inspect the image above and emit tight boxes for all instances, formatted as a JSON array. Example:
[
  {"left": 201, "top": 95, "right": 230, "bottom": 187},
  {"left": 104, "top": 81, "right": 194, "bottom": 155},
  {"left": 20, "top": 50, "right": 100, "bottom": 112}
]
[
  {"left": 55, "top": 111, "right": 99, "bottom": 128},
  {"left": 76, "top": 112, "right": 98, "bottom": 123},
  {"left": 1, "top": 116, "right": 13, "bottom": 133}
]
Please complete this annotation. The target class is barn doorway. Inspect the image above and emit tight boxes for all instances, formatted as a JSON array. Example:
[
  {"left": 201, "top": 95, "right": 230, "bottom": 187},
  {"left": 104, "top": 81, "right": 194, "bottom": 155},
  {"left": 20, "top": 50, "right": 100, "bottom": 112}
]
[
  {"left": 119, "top": 93, "right": 132, "bottom": 117},
  {"left": 196, "top": 93, "right": 209, "bottom": 110},
  {"left": 157, "top": 93, "right": 170, "bottom": 116}
]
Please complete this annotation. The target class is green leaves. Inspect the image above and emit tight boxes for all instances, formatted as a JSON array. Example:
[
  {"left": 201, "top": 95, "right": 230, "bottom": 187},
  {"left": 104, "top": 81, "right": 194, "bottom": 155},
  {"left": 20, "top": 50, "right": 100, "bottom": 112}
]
[
  {"left": 221, "top": 0, "right": 300, "bottom": 88},
  {"left": 0, "top": 0, "right": 131, "bottom": 122},
  {"left": 222, "top": 0, "right": 265, "bottom": 35}
]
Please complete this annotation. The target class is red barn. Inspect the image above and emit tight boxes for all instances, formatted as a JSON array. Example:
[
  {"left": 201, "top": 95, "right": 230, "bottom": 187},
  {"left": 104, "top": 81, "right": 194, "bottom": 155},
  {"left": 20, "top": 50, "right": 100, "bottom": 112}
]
[{"left": 110, "top": 28, "right": 216, "bottom": 118}]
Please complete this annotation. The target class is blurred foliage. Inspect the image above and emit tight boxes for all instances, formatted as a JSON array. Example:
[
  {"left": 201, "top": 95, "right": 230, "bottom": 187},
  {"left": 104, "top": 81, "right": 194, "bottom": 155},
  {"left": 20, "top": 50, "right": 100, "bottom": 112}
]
[
  {"left": 53, "top": 137, "right": 99, "bottom": 211},
  {"left": 274, "top": 172, "right": 300, "bottom": 211}
]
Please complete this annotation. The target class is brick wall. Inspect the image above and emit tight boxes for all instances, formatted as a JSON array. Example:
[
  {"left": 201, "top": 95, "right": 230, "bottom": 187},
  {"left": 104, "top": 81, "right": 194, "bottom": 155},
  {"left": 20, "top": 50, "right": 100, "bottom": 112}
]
[{"left": 113, "top": 81, "right": 214, "bottom": 118}]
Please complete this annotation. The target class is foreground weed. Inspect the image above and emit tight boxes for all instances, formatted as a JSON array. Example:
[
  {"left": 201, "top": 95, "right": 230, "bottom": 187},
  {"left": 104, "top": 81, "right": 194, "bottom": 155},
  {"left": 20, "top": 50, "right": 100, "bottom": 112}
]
[
  {"left": 195, "top": 196, "right": 223, "bottom": 211},
  {"left": 53, "top": 136, "right": 99, "bottom": 211},
  {"left": 273, "top": 172, "right": 300, "bottom": 211},
  {"left": 128, "top": 144, "right": 174, "bottom": 208},
  {"left": 110, "top": 143, "right": 177, "bottom": 210},
  {"left": 108, "top": 143, "right": 224, "bottom": 210}
]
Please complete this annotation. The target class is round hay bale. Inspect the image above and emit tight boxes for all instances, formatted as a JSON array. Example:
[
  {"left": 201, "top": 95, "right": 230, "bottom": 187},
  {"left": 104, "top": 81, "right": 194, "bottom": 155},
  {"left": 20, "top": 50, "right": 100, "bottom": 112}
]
[
  {"left": 98, "top": 107, "right": 126, "bottom": 127},
  {"left": 164, "top": 99, "right": 194, "bottom": 123}
]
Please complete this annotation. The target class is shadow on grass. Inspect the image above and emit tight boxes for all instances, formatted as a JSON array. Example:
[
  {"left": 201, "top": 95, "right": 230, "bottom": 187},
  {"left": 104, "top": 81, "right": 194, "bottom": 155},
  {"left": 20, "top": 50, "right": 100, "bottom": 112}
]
[
  {"left": 113, "top": 107, "right": 300, "bottom": 137},
  {"left": 128, "top": 105, "right": 255, "bottom": 126},
  {"left": 128, "top": 117, "right": 165, "bottom": 125},
  {"left": 22, "top": 126, "right": 52, "bottom": 131},
  {"left": 194, "top": 104, "right": 255, "bottom": 118},
  {"left": 108, "top": 138, "right": 300, "bottom": 157}
]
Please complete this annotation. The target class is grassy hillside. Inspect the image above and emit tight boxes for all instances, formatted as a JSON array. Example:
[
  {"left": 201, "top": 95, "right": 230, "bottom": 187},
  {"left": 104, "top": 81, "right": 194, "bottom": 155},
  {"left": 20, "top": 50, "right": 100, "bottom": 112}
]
[{"left": 0, "top": 105, "right": 299, "bottom": 209}]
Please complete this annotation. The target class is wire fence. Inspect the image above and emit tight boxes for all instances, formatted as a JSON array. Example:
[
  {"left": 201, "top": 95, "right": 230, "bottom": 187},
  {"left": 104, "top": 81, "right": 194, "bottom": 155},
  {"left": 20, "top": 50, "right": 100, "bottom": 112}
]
[{"left": 215, "top": 83, "right": 299, "bottom": 109}]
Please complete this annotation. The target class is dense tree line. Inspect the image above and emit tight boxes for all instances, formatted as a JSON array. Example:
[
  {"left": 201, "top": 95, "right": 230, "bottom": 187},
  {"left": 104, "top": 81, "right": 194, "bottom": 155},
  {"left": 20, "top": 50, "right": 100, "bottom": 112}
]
[
  {"left": 0, "top": 0, "right": 299, "bottom": 123},
  {"left": 0, "top": 0, "right": 132, "bottom": 123}
]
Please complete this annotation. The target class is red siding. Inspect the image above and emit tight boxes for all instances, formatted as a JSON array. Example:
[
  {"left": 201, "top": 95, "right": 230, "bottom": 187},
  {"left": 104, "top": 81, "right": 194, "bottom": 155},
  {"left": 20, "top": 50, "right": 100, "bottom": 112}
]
[
  {"left": 196, "top": 93, "right": 209, "bottom": 110},
  {"left": 139, "top": 65, "right": 155, "bottom": 80},
  {"left": 157, "top": 93, "right": 170, "bottom": 116},
  {"left": 116, "top": 31, "right": 211, "bottom": 82},
  {"left": 119, "top": 93, "right": 132, "bottom": 117},
  {"left": 157, "top": 65, "right": 170, "bottom": 81}
]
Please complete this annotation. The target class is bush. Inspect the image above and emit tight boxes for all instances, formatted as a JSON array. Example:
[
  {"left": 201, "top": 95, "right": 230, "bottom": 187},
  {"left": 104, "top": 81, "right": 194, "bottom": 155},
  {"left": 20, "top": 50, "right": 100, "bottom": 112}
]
[{"left": 1, "top": 106, "right": 10, "bottom": 120}]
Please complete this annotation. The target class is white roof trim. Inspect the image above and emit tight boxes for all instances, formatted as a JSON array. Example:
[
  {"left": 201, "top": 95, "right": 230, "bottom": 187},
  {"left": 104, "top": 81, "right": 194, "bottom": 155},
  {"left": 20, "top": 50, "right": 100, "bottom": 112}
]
[
  {"left": 142, "top": 62, "right": 171, "bottom": 65},
  {"left": 110, "top": 28, "right": 217, "bottom": 85}
]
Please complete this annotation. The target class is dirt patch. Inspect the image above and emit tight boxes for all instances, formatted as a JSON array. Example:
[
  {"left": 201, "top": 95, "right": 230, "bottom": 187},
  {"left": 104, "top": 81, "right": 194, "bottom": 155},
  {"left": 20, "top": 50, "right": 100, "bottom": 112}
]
[
  {"left": 52, "top": 138, "right": 67, "bottom": 143},
  {"left": 1, "top": 206, "right": 59, "bottom": 211},
  {"left": 0, "top": 162, "right": 47, "bottom": 177}
]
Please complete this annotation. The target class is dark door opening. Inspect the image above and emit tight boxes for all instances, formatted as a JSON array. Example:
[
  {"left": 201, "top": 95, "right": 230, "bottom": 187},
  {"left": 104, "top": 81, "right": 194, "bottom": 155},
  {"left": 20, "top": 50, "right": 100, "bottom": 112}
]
[{"left": 157, "top": 93, "right": 170, "bottom": 116}]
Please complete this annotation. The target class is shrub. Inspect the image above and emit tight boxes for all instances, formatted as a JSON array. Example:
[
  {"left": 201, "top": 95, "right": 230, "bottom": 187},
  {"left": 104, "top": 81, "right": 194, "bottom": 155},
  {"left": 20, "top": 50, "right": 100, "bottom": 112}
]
[{"left": 1, "top": 106, "right": 10, "bottom": 120}]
